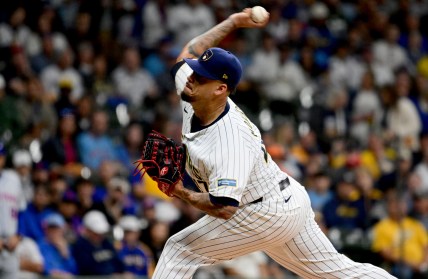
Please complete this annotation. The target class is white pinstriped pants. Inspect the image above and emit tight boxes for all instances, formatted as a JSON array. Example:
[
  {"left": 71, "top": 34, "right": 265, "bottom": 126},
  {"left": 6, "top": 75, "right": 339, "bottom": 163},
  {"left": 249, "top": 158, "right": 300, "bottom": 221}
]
[{"left": 153, "top": 178, "right": 396, "bottom": 279}]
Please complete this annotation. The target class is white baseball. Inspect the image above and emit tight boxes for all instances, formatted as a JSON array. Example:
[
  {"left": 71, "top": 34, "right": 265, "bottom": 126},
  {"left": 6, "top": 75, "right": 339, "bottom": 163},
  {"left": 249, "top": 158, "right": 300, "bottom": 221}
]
[{"left": 251, "top": 6, "right": 268, "bottom": 23}]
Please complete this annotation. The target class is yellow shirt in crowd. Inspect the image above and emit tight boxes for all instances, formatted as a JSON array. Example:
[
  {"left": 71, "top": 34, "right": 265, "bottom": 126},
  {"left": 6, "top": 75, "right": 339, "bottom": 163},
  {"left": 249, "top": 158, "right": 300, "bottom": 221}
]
[{"left": 372, "top": 217, "right": 428, "bottom": 266}]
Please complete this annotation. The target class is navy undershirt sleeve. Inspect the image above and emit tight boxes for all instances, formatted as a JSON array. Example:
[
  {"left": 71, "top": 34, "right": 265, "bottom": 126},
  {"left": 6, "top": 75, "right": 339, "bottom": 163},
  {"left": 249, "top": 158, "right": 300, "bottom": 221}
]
[
  {"left": 209, "top": 194, "right": 239, "bottom": 207},
  {"left": 170, "top": 60, "right": 185, "bottom": 79}
]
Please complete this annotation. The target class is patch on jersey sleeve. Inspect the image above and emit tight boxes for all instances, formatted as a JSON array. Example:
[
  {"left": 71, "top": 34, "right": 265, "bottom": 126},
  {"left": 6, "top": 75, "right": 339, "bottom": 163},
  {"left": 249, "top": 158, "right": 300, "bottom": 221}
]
[{"left": 216, "top": 179, "right": 237, "bottom": 188}]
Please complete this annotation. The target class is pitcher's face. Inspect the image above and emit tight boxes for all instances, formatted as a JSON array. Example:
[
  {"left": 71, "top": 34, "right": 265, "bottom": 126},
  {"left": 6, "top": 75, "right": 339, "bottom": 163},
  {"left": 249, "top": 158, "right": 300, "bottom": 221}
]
[{"left": 181, "top": 72, "right": 222, "bottom": 103}]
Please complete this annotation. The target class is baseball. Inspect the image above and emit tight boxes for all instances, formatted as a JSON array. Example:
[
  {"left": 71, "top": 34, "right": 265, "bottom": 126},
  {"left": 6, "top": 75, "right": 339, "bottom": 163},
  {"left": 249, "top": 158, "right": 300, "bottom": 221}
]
[{"left": 251, "top": 6, "right": 268, "bottom": 23}]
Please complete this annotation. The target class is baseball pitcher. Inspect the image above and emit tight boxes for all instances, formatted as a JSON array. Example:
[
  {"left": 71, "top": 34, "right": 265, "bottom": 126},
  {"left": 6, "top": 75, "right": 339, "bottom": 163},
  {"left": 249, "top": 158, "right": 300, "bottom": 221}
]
[{"left": 135, "top": 8, "right": 397, "bottom": 279}]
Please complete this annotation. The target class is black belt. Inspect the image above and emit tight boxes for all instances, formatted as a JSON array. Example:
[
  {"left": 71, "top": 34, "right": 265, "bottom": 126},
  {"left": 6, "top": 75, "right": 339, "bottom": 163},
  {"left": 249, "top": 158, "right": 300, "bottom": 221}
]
[{"left": 250, "top": 177, "right": 290, "bottom": 204}]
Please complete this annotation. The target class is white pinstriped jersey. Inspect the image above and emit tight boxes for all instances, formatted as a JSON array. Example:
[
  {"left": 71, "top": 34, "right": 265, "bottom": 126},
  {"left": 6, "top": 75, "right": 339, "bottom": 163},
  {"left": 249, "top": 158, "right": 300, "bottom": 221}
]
[
  {"left": 0, "top": 170, "right": 25, "bottom": 237},
  {"left": 174, "top": 62, "right": 287, "bottom": 205}
]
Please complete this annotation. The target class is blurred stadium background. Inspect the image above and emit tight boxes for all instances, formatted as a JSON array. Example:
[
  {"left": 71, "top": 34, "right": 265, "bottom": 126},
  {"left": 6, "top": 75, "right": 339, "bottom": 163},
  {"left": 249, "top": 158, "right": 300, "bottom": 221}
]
[{"left": 2, "top": 0, "right": 428, "bottom": 278}]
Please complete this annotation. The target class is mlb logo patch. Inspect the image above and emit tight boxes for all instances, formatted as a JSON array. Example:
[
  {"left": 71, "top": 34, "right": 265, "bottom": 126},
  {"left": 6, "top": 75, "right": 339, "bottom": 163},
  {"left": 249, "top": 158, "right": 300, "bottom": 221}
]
[{"left": 217, "top": 179, "right": 237, "bottom": 187}]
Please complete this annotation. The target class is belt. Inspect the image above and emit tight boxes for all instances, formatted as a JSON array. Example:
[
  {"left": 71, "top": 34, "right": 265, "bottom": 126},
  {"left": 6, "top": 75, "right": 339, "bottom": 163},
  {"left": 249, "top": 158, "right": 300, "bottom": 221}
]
[{"left": 250, "top": 177, "right": 290, "bottom": 204}]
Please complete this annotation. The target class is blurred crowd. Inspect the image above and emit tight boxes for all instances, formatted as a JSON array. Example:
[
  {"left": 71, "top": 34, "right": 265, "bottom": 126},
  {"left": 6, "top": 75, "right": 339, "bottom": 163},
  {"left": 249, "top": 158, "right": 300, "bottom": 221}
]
[{"left": 2, "top": 0, "right": 428, "bottom": 278}]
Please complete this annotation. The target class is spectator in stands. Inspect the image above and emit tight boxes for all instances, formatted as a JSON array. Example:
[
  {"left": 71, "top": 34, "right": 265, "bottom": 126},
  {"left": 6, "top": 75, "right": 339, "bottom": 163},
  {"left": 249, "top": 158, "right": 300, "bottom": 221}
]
[
  {"left": 141, "top": 221, "right": 170, "bottom": 264},
  {"left": 116, "top": 122, "right": 145, "bottom": 174},
  {"left": 268, "top": 43, "right": 307, "bottom": 120},
  {"left": 57, "top": 190, "right": 81, "bottom": 243},
  {"left": 247, "top": 32, "right": 280, "bottom": 106},
  {"left": 322, "top": 87, "right": 350, "bottom": 143},
  {"left": 0, "top": 7, "right": 32, "bottom": 51},
  {"left": 359, "top": 133, "right": 395, "bottom": 182},
  {"left": 307, "top": 170, "right": 333, "bottom": 212},
  {"left": 328, "top": 39, "right": 365, "bottom": 92},
  {"left": 28, "top": 13, "right": 68, "bottom": 71},
  {"left": 0, "top": 142, "right": 26, "bottom": 279},
  {"left": 412, "top": 190, "right": 428, "bottom": 231},
  {"left": 117, "top": 215, "right": 154, "bottom": 278},
  {"left": 372, "top": 190, "right": 428, "bottom": 279},
  {"left": 49, "top": 176, "right": 69, "bottom": 209},
  {"left": 265, "top": 5, "right": 288, "bottom": 44},
  {"left": 141, "top": 0, "right": 169, "bottom": 50},
  {"left": 354, "top": 167, "right": 385, "bottom": 225},
  {"left": 350, "top": 70, "right": 383, "bottom": 146},
  {"left": 411, "top": 75, "right": 428, "bottom": 135},
  {"left": 360, "top": 45, "right": 395, "bottom": 88},
  {"left": 4, "top": 46, "right": 34, "bottom": 95},
  {"left": 40, "top": 47, "right": 83, "bottom": 101},
  {"left": 75, "top": 178, "right": 95, "bottom": 217},
  {"left": 30, "top": 33, "right": 57, "bottom": 74},
  {"left": 0, "top": 73, "right": 24, "bottom": 144},
  {"left": 372, "top": 24, "right": 409, "bottom": 72},
  {"left": 16, "top": 76, "right": 58, "bottom": 141},
  {"left": 72, "top": 210, "right": 124, "bottom": 276},
  {"left": 380, "top": 84, "right": 421, "bottom": 152},
  {"left": 395, "top": 68, "right": 412, "bottom": 98},
  {"left": 18, "top": 183, "right": 54, "bottom": 241},
  {"left": 305, "top": 2, "right": 335, "bottom": 70},
  {"left": 75, "top": 42, "right": 94, "bottom": 89},
  {"left": 266, "top": 142, "right": 302, "bottom": 180},
  {"left": 76, "top": 110, "right": 119, "bottom": 170},
  {"left": 290, "top": 129, "right": 320, "bottom": 167},
  {"left": 90, "top": 55, "right": 115, "bottom": 106},
  {"left": 91, "top": 177, "right": 135, "bottom": 225},
  {"left": 12, "top": 149, "right": 34, "bottom": 203},
  {"left": 42, "top": 108, "right": 81, "bottom": 179},
  {"left": 65, "top": 11, "right": 93, "bottom": 53},
  {"left": 322, "top": 171, "right": 368, "bottom": 230},
  {"left": 15, "top": 236, "right": 44, "bottom": 279},
  {"left": 111, "top": 47, "right": 158, "bottom": 110},
  {"left": 93, "top": 159, "right": 122, "bottom": 202},
  {"left": 38, "top": 213, "right": 77, "bottom": 277},
  {"left": 413, "top": 136, "right": 428, "bottom": 193},
  {"left": 285, "top": 18, "right": 305, "bottom": 50},
  {"left": 167, "top": 0, "right": 215, "bottom": 48},
  {"left": 54, "top": 80, "right": 77, "bottom": 115}
]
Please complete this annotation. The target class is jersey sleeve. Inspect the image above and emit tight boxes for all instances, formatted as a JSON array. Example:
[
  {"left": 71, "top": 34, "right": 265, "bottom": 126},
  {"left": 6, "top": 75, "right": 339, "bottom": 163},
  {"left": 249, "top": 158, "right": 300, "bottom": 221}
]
[
  {"left": 207, "top": 127, "right": 257, "bottom": 203},
  {"left": 171, "top": 60, "right": 193, "bottom": 95},
  {"left": 172, "top": 60, "right": 194, "bottom": 120}
]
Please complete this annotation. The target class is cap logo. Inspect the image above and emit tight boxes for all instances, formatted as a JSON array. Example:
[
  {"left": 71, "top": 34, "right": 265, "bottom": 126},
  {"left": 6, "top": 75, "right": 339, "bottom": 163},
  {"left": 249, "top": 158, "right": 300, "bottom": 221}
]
[
  {"left": 201, "top": 49, "right": 213, "bottom": 61},
  {"left": 222, "top": 74, "right": 228, "bottom": 79}
]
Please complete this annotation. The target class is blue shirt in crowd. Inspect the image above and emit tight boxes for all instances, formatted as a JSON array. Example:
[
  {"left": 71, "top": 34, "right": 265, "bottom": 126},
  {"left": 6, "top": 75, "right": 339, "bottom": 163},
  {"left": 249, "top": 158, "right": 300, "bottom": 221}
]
[
  {"left": 118, "top": 243, "right": 151, "bottom": 276},
  {"left": 18, "top": 203, "right": 54, "bottom": 241},
  {"left": 77, "top": 132, "right": 118, "bottom": 170},
  {"left": 38, "top": 239, "right": 76, "bottom": 275}
]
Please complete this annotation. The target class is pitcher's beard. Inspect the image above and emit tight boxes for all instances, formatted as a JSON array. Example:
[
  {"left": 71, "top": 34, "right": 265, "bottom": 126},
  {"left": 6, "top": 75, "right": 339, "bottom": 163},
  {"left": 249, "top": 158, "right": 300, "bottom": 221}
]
[{"left": 180, "top": 91, "right": 195, "bottom": 103}]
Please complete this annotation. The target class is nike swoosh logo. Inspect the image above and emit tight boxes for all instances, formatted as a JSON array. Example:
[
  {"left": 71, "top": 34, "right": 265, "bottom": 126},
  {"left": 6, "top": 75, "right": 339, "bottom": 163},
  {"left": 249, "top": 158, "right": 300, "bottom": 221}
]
[
  {"left": 184, "top": 107, "right": 188, "bottom": 113},
  {"left": 284, "top": 196, "right": 291, "bottom": 203}
]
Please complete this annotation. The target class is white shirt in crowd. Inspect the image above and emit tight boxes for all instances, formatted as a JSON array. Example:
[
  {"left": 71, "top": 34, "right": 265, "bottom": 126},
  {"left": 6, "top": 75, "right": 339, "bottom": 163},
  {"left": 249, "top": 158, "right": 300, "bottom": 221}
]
[
  {"left": 372, "top": 40, "right": 408, "bottom": 71},
  {"left": 40, "top": 65, "right": 84, "bottom": 101},
  {"left": 15, "top": 237, "right": 44, "bottom": 279},
  {"left": 386, "top": 97, "right": 422, "bottom": 151},
  {"left": 112, "top": 66, "right": 157, "bottom": 107},
  {"left": 167, "top": 2, "right": 215, "bottom": 48}
]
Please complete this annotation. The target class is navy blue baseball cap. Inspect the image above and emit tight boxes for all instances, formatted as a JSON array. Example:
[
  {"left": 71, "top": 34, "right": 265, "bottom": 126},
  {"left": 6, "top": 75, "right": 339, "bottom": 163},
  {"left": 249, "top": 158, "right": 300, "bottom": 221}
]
[{"left": 184, "top": 47, "right": 243, "bottom": 90}]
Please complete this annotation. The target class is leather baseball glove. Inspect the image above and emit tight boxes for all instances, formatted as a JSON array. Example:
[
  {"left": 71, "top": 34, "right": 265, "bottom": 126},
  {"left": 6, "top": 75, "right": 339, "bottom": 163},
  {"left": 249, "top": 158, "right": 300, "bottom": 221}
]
[{"left": 134, "top": 131, "right": 186, "bottom": 197}]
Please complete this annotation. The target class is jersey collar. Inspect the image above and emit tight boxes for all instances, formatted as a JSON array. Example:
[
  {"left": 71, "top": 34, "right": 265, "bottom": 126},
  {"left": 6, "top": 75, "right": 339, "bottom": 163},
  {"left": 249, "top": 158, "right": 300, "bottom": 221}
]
[{"left": 190, "top": 102, "right": 230, "bottom": 133}]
